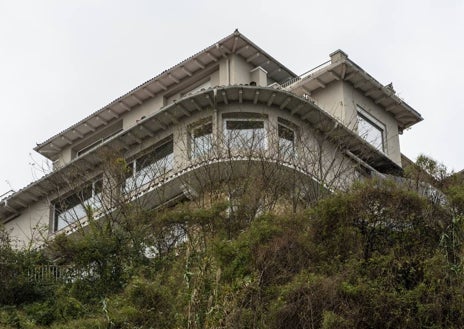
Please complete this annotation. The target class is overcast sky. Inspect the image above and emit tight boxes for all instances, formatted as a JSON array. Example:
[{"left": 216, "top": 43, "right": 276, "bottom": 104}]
[{"left": 0, "top": 0, "right": 463, "bottom": 195}]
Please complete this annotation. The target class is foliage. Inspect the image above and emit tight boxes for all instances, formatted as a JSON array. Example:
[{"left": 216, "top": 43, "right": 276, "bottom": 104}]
[
  {"left": 0, "top": 227, "right": 53, "bottom": 306},
  {"left": 1, "top": 175, "right": 464, "bottom": 328}
]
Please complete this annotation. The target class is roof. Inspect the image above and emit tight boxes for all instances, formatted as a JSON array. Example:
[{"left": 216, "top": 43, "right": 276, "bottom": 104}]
[
  {"left": 1, "top": 85, "right": 402, "bottom": 222},
  {"left": 34, "top": 30, "right": 297, "bottom": 161},
  {"left": 283, "top": 50, "right": 423, "bottom": 131}
]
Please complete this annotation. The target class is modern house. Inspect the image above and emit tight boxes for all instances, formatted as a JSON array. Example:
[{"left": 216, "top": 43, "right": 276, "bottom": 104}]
[{"left": 0, "top": 30, "right": 423, "bottom": 247}]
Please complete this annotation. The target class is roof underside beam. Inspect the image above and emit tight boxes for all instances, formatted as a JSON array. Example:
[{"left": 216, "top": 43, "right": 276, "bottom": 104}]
[
  {"left": 157, "top": 80, "right": 168, "bottom": 91},
  {"left": 280, "top": 97, "right": 291, "bottom": 110},
  {"left": 106, "top": 108, "right": 119, "bottom": 119},
  {"left": 253, "top": 90, "right": 260, "bottom": 104},
  {"left": 119, "top": 101, "right": 131, "bottom": 112},
  {"left": 267, "top": 93, "right": 276, "bottom": 107},
  {"left": 315, "top": 78, "right": 326, "bottom": 88},
  {"left": 345, "top": 71, "right": 358, "bottom": 81},
  {"left": 96, "top": 115, "right": 107, "bottom": 126},
  {"left": 191, "top": 99, "right": 202, "bottom": 112},
  {"left": 206, "top": 52, "right": 218, "bottom": 62},
  {"left": 205, "top": 94, "right": 214, "bottom": 108},
  {"left": 176, "top": 103, "right": 191, "bottom": 117},
  {"left": 143, "top": 87, "right": 155, "bottom": 98},
  {"left": 216, "top": 44, "right": 229, "bottom": 58},
  {"left": 164, "top": 111, "right": 179, "bottom": 124},
  {"left": 181, "top": 66, "right": 192, "bottom": 77},
  {"left": 132, "top": 94, "right": 143, "bottom": 105},
  {"left": 291, "top": 103, "right": 304, "bottom": 115},
  {"left": 168, "top": 73, "right": 180, "bottom": 84},
  {"left": 231, "top": 36, "right": 239, "bottom": 53},
  {"left": 139, "top": 124, "right": 154, "bottom": 137},
  {"left": 85, "top": 122, "right": 96, "bottom": 132},
  {"left": 194, "top": 58, "right": 205, "bottom": 69},
  {"left": 247, "top": 52, "right": 260, "bottom": 63},
  {"left": 222, "top": 90, "right": 228, "bottom": 104}
]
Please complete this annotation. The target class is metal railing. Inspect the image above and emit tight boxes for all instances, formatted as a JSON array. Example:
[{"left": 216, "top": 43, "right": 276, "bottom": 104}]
[
  {"left": 27, "top": 265, "right": 71, "bottom": 282},
  {"left": 25, "top": 264, "right": 91, "bottom": 283},
  {"left": 280, "top": 60, "right": 332, "bottom": 89}
]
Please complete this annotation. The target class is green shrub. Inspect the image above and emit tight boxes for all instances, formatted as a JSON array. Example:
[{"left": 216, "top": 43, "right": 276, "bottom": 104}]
[
  {"left": 24, "top": 301, "right": 56, "bottom": 326},
  {"left": 108, "top": 276, "right": 176, "bottom": 328},
  {"left": 50, "top": 317, "right": 106, "bottom": 329},
  {"left": 322, "top": 311, "right": 351, "bottom": 329},
  {"left": 55, "top": 296, "right": 85, "bottom": 321}
]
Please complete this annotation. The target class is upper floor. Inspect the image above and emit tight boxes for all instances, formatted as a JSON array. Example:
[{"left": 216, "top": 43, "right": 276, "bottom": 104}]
[{"left": 33, "top": 31, "right": 421, "bottom": 171}]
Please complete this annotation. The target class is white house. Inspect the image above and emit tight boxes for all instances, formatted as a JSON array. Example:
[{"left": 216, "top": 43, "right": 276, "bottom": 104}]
[{"left": 0, "top": 30, "right": 423, "bottom": 246}]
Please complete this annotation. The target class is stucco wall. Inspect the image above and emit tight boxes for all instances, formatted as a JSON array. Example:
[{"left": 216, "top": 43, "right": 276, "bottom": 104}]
[
  {"left": 4, "top": 200, "right": 50, "bottom": 248},
  {"left": 343, "top": 83, "right": 401, "bottom": 166},
  {"left": 311, "top": 80, "right": 345, "bottom": 123},
  {"left": 123, "top": 95, "right": 166, "bottom": 130},
  {"left": 229, "top": 54, "right": 254, "bottom": 85},
  {"left": 311, "top": 80, "right": 401, "bottom": 167}
]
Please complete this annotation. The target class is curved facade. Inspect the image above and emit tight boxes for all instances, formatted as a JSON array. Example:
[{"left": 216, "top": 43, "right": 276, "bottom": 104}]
[{"left": 0, "top": 31, "right": 422, "bottom": 247}]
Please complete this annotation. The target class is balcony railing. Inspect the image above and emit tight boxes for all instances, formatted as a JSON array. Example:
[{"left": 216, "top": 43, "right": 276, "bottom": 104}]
[{"left": 279, "top": 60, "right": 331, "bottom": 89}]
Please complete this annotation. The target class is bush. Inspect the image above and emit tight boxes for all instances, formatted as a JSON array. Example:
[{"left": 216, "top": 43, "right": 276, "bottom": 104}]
[
  {"left": 268, "top": 272, "right": 339, "bottom": 329},
  {"left": 55, "top": 296, "right": 85, "bottom": 321},
  {"left": 24, "top": 301, "right": 56, "bottom": 326},
  {"left": 108, "top": 276, "right": 176, "bottom": 328},
  {"left": 50, "top": 317, "right": 106, "bottom": 329}
]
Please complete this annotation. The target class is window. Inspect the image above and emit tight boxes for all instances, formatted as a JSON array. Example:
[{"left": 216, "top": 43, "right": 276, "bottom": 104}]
[
  {"left": 224, "top": 119, "right": 267, "bottom": 150},
  {"left": 124, "top": 139, "right": 174, "bottom": 191},
  {"left": 191, "top": 121, "right": 213, "bottom": 159},
  {"left": 357, "top": 109, "right": 385, "bottom": 152},
  {"left": 54, "top": 177, "right": 103, "bottom": 231},
  {"left": 278, "top": 123, "right": 296, "bottom": 161},
  {"left": 74, "top": 121, "right": 123, "bottom": 158}
]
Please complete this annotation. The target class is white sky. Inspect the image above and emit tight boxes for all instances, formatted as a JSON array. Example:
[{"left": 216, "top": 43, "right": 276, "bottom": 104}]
[{"left": 0, "top": 0, "right": 463, "bottom": 195}]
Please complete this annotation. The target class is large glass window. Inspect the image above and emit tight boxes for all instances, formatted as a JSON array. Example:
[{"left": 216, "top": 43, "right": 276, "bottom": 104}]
[
  {"left": 224, "top": 119, "right": 267, "bottom": 150},
  {"left": 191, "top": 121, "right": 213, "bottom": 159},
  {"left": 54, "top": 177, "right": 103, "bottom": 231},
  {"left": 278, "top": 123, "right": 295, "bottom": 161},
  {"left": 124, "top": 139, "right": 174, "bottom": 191},
  {"left": 357, "top": 111, "right": 384, "bottom": 152}
]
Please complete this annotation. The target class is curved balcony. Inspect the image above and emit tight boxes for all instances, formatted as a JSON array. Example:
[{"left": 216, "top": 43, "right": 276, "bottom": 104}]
[{"left": 1, "top": 85, "right": 401, "bottom": 227}]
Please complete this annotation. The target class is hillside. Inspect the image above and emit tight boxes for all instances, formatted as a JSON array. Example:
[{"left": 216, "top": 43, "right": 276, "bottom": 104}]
[{"left": 1, "top": 176, "right": 464, "bottom": 328}]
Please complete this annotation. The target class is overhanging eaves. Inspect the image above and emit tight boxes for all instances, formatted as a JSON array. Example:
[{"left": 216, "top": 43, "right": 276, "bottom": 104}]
[
  {"left": 34, "top": 30, "right": 297, "bottom": 160},
  {"left": 1, "top": 85, "right": 401, "bottom": 221}
]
